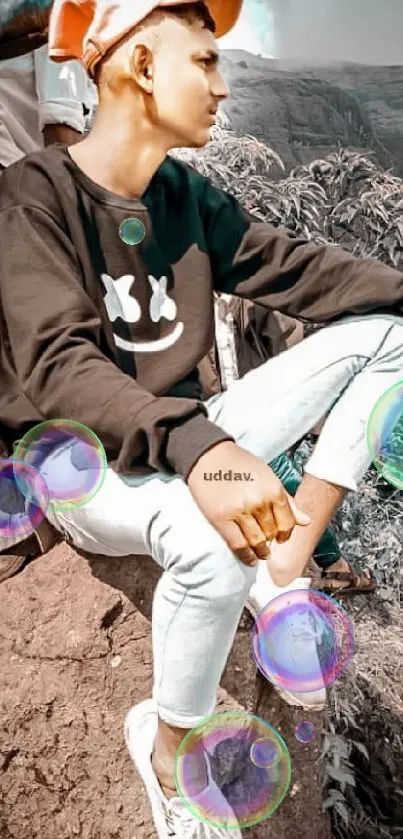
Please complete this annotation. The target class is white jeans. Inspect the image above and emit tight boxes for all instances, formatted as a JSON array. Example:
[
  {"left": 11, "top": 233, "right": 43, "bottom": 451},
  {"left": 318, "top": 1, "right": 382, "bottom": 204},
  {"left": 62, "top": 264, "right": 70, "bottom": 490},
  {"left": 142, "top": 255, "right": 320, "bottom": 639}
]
[{"left": 24, "top": 316, "right": 403, "bottom": 725}]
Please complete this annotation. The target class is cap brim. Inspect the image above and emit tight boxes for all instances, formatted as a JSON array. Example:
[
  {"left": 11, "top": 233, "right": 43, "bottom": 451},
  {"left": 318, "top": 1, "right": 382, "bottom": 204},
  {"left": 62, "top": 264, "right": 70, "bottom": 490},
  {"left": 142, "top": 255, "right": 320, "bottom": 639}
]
[{"left": 207, "top": 0, "right": 243, "bottom": 37}]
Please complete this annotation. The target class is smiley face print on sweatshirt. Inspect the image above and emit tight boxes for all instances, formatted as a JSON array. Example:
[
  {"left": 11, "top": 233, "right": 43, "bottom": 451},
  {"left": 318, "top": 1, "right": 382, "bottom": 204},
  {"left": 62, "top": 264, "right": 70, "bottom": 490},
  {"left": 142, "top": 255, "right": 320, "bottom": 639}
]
[{"left": 100, "top": 272, "right": 184, "bottom": 353}]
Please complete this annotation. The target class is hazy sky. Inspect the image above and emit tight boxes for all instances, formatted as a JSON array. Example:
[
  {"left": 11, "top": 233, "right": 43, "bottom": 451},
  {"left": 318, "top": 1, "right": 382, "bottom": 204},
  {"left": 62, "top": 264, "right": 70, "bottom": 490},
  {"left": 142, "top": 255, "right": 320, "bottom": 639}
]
[{"left": 220, "top": 0, "right": 403, "bottom": 64}]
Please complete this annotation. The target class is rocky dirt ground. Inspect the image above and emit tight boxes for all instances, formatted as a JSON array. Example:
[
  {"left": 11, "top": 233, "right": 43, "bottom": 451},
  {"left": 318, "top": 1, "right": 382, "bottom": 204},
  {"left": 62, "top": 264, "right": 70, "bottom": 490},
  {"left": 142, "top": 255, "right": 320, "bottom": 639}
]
[
  {"left": 1, "top": 468, "right": 403, "bottom": 839},
  {"left": 0, "top": 541, "right": 331, "bottom": 839}
]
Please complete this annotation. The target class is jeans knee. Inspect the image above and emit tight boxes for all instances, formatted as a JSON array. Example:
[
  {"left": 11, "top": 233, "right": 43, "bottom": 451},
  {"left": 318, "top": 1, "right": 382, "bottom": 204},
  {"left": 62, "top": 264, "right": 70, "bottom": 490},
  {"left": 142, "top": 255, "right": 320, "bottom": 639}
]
[{"left": 172, "top": 539, "right": 256, "bottom": 606}]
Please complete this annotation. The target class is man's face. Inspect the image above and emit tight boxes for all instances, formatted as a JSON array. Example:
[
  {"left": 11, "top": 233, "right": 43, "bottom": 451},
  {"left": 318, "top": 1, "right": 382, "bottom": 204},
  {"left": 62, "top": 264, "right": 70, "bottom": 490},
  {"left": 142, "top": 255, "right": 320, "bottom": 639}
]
[{"left": 149, "top": 15, "right": 229, "bottom": 148}]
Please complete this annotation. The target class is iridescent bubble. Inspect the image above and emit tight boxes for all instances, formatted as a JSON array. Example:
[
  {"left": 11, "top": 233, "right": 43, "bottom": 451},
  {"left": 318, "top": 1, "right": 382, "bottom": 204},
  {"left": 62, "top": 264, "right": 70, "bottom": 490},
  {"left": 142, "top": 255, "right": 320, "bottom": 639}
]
[
  {"left": 174, "top": 710, "right": 291, "bottom": 829},
  {"left": 251, "top": 589, "right": 355, "bottom": 693},
  {"left": 295, "top": 721, "right": 316, "bottom": 744},
  {"left": 367, "top": 380, "right": 403, "bottom": 490},
  {"left": 119, "top": 217, "right": 146, "bottom": 246},
  {"left": 0, "top": 459, "right": 49, "bottom": 541},
  {"left": 250, "top": 738, "right": 280, "bottom": 769},
  {"left": 14, "top": 420, "right": 107, "bottom": 512}
]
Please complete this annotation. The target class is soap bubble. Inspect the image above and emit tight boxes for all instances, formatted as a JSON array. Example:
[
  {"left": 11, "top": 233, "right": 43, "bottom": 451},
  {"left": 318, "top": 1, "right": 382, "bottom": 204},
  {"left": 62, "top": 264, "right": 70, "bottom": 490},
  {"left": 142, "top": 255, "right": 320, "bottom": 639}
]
[
  {"left": 295, "top": 721, "right": 316, "bottom": 744},
  {"left": 119, "top": 217, "right": 146, "bottom": 246},
  {"left": 14, "top": 420, "right": 107, "bottom": 512},
  {"left": 0, "top": 458, "right": 49, "bottom": 541},
  {"left": 250, "top": 738, "right": 281, "bottom": 769},
  {"left": 174, "top": 710, "right": 291, "bottom": 829},
  {"left": 367, "top": 380, "right": 403, "bottom": 490},
  {"left": 251, "top": 589, "right": 355, "bottom": 693}
]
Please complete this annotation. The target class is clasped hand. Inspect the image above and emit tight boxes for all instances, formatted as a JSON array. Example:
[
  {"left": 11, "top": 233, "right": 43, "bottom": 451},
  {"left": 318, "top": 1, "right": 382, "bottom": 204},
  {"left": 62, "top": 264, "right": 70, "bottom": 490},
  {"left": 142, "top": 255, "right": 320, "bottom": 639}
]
[{"left": 187, "top": 441, "right": 310, "bottom": 566}]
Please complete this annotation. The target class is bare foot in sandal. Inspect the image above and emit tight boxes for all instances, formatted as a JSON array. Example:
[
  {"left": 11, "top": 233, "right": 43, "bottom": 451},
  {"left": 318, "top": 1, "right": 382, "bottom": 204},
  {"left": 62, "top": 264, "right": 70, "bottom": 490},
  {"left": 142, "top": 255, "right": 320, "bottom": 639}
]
[{"left": 319, "top": 557, "right": 376, "bottom": 596}]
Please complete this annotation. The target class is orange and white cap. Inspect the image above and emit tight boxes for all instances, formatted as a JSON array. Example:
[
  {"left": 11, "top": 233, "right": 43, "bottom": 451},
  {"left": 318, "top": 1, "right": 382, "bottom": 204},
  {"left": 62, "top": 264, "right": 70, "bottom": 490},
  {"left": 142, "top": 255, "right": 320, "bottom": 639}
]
[{"left": 48, "top": 0, "right": 243, "bottom": 78}]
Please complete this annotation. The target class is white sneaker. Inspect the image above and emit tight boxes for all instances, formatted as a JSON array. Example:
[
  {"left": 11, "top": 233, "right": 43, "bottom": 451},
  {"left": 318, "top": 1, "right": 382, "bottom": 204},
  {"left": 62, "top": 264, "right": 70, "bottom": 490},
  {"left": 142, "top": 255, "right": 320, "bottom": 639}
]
[
  {"left": 246, "top": 563, "right": 326, "bottom": 711},
  {"left": 124, "top": 699, "right": 242, "bottom": 838}
]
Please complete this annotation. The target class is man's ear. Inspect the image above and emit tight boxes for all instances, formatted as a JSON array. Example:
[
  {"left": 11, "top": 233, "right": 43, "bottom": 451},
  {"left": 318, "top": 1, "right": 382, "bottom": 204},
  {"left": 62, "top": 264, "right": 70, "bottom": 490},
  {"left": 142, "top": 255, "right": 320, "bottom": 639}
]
[{"left": 129, "top": 44, "right": 154, "bottom": 93}]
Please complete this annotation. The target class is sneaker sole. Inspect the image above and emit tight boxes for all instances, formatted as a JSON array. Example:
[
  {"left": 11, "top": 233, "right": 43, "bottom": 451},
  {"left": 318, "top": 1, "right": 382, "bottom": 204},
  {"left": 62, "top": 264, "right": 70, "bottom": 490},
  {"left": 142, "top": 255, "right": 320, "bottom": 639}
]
[{"left": 0, "top": 554, "right": 27, "bottom": 583}]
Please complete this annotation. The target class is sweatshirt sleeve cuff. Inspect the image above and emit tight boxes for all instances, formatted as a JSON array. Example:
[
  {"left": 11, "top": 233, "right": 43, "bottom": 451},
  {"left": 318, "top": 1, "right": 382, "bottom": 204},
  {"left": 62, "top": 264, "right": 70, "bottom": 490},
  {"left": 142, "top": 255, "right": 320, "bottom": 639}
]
[{"left": 165, "top": 413, "right": 234, "bottom": 481}]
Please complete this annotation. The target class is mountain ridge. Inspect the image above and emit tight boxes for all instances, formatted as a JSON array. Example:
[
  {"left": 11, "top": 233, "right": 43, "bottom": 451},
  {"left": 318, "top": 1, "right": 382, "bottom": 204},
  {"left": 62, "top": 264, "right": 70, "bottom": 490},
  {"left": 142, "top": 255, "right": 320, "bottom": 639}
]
[{"left": 220, "top": 51, "right": 403, "bottom": 178}]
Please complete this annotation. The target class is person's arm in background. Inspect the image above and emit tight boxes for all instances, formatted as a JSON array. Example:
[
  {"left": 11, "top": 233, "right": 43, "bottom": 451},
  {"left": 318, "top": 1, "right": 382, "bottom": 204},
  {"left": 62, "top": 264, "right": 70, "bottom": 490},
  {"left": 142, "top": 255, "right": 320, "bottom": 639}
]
[{"left": 34, "top": 44, "right": 94, "bottom": 146}]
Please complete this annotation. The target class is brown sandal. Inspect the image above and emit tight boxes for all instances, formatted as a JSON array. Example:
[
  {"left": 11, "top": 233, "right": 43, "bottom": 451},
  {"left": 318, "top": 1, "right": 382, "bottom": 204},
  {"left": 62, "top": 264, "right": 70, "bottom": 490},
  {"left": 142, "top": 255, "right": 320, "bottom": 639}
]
[
  {"left": 0, "top": 519, "right": 60, "bottom": 584},
  {"left": 320, "top": 566, "right": 377, "bottom": 597}
]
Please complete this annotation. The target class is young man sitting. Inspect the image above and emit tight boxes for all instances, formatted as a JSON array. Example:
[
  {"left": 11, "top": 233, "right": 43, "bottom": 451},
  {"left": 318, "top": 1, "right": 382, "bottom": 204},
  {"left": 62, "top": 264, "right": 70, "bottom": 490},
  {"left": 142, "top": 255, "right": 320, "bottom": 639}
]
[{"left": 0, "top": 2, "right": 402, "bottom": 836}]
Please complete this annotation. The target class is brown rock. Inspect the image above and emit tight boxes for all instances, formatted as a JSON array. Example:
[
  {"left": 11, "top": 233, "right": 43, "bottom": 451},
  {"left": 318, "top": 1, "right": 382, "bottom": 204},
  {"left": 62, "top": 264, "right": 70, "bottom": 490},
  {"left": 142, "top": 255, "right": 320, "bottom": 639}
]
[{"left": 0, "top": 543, "right": 331, "bottom": 839}]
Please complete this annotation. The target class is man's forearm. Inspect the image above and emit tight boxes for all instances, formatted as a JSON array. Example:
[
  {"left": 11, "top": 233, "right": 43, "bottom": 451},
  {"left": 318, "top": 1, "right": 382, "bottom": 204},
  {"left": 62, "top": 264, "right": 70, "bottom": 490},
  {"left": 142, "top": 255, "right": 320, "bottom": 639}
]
[
  {"left": 42, "top": 124, "right": 83, "bottom": 147},
  {"left": 268, "top": 475, "right": 346, "bottom": 585}
]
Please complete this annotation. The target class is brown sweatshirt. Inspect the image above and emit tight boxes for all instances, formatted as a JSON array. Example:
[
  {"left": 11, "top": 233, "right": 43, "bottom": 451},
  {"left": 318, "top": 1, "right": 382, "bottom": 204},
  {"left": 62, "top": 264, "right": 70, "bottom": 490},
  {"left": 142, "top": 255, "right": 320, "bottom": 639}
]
[{"left": 0, "top": 144, "right": 402, "bottom": 479}]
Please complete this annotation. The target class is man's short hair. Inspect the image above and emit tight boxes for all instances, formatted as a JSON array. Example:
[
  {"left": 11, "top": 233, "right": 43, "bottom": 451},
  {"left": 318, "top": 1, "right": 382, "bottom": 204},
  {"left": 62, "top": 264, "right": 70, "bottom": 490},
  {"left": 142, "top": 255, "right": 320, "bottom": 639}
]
[
  {"left": 161, "top": 2, "right": 216, "bottom": 33},
  {"left": 96, "top": 2, "right": 216, "bottom": 89}
]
